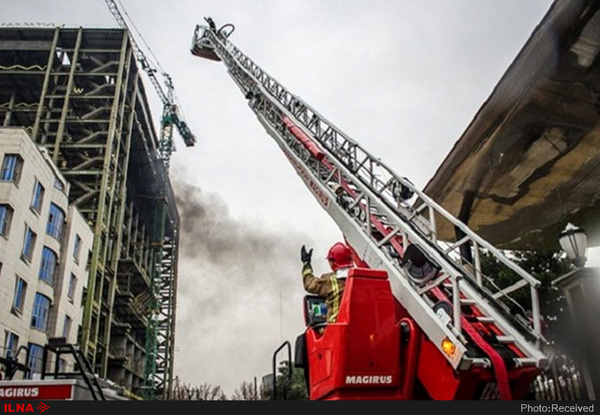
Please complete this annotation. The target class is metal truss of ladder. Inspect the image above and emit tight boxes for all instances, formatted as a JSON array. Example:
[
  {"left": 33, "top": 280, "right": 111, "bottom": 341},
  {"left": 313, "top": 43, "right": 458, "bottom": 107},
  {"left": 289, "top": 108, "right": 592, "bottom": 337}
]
[{"left": 193, "top": 25, "right": 551, "bottom": 372}]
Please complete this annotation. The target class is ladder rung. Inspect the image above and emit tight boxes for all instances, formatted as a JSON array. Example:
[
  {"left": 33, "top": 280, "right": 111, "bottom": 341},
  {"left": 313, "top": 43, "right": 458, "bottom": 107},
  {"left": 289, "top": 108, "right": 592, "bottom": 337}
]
[
  {"left": 514, "top": 357, "right": 538, "bottom": 367},
  {"left": 468, "top": 357, "right": 492, "bottom": 368},
  {"left": 460, "top": 298, "right": 476, "bottom": 305},
  {"left": 495, "top": 335, "right": 515, "bottom": 344},
  {"left": 477, "top": 316, "right": 495, "bottom": 324}
]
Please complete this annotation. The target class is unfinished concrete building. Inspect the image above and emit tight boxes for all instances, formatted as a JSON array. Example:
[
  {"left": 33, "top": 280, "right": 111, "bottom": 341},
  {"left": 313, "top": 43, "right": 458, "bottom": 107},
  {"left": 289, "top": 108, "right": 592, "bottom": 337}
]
[{"left": 0, "top": 26, "right": 180, "bottom": 400}]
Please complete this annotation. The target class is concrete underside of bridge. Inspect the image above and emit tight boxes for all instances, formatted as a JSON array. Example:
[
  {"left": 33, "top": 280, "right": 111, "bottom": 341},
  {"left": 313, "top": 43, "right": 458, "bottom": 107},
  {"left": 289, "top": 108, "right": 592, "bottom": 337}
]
[{"left": 421, "top": 0, "right": 600, "bottom": 251}]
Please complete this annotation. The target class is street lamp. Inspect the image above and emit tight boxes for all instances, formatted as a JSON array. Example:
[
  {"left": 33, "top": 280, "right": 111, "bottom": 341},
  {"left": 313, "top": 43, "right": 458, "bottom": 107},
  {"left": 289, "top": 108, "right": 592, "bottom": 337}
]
[{"left": 558, "top": 223, "right": 587, "bottom": 267}]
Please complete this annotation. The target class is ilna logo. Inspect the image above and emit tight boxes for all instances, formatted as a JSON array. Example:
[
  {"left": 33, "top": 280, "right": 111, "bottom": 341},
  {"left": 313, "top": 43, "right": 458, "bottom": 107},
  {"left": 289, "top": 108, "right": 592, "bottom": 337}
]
[{"left": 3, "top": 403, "right": 49, "bottom": 413}]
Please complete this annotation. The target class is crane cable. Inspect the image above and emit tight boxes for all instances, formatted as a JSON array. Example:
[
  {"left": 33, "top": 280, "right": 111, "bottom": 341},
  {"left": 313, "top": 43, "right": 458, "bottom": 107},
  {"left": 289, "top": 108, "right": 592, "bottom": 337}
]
[
  {"left": 114, "top": 0, "right": 164, "bottom": 74},
  {"left": 107, "top": 0, "right": 190, "bottom": 125}
]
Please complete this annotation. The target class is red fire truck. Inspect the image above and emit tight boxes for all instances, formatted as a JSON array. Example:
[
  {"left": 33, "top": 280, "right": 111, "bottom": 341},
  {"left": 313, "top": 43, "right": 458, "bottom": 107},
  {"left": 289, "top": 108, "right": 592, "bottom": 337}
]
[{"left": 191, "top": 19, "right": 552, "bottom": 400}]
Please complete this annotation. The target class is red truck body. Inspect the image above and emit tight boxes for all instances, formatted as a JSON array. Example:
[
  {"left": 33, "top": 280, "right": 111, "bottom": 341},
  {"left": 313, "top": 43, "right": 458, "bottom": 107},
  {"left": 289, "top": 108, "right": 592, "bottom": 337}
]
[{"left": 300, "top": 267, "right": 540, "bottom": 400}]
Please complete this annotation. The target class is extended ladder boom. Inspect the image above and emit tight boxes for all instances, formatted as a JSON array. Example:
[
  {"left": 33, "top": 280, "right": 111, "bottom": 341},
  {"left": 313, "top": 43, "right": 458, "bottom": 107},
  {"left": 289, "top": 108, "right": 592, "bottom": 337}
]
[{"left": 191, "top": 20, "right": 551, "bottom": 398}]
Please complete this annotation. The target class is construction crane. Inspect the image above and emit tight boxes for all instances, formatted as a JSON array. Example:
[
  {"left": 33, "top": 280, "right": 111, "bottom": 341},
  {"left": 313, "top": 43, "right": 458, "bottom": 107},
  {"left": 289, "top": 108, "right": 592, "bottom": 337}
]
[
  {"left": 104, "top": 0, "right": 194, "bottom": 400},
  {"left": 191, "top": 18, "right": 553, "bottom": 400},
  {"left": 104, "top": 0, "right": 196, "bottom": 168}
]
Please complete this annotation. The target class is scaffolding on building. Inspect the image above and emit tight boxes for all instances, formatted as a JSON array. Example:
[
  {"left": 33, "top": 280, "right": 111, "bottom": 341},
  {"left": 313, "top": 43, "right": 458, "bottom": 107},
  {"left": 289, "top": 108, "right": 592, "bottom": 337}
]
[{"left": 0, "top": 26, "right": 181, "bottom": 399}]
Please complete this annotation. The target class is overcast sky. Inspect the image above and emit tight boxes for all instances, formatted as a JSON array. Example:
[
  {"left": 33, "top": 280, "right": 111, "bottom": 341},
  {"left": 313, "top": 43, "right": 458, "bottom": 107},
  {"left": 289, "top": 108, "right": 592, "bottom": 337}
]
[{"left": 4, "top": 0, "right": 586, "bottom": 397}]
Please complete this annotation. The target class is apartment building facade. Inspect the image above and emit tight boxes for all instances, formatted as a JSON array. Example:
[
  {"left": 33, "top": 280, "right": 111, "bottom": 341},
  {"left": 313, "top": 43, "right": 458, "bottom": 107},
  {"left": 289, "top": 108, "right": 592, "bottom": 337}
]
[{"left": 0, "top": 127, "right": 93, "bottom": 378}]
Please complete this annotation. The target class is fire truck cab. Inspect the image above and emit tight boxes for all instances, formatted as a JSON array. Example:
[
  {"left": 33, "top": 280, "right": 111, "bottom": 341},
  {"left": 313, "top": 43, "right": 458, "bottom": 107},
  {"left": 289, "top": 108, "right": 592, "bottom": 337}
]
[{"left": 296, "top": 267, "right": 419, "bottom": 400}]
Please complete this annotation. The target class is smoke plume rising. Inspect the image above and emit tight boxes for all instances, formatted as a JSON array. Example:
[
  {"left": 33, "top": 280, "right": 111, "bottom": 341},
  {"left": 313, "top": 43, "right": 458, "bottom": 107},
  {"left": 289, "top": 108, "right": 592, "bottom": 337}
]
[{"left": 172, "top": 179, "right": 311, "bottom": 396}]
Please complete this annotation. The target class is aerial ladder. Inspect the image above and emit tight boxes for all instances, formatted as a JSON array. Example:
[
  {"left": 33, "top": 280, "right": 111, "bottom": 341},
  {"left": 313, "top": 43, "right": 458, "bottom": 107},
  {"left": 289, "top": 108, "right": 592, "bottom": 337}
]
[{"left": 191, "top": 19, "right": 552, "bottom": 400}]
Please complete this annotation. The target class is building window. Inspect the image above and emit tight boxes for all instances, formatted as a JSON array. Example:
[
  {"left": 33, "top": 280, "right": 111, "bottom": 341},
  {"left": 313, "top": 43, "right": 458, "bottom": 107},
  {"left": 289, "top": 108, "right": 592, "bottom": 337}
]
[
  {"left": 73, "top": 234, "right": 82, "bottom": 262},
  {"left": 4, "top": 331, "right": 19, "bottom": 358},
  {"left": 54, "top": 178, "right": 65, "bottom": 192},
  {"left": 39, "top": 246, "right": 58, "bottom": 285},
  {"left": 0, "top": 154, "right": 23, "bottom": 183},
  {"left": 21, "top": 226, "right": 37, "bottom": 262},
  {"left": 46, "top": 203, "right": 65, "bottom": 240},
  {"left": 63, "top": 315, "right": 72, "bottom": 339},
  {"left": 12, "top": 276, "right": 27, "bottom": 315},
  {"left": 31, "top": 293, "right": 51, "bottom": 332},
  {"left": 0, "top": 204, "right": 13, "bottom": 237},
  {"left": 31, "top": 181, "right": 45, "bottom": 213},
  {"left": 67, "top": 273, "right": 77, "bottom": 301},
  {"left": 26, "top": 343, "right": 44, "bottom": 379}
]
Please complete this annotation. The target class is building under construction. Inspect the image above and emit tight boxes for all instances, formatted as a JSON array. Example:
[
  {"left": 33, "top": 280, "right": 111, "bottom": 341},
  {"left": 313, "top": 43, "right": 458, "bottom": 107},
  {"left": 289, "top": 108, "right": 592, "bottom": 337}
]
[{"left": 0, "top": 26, "right": 180, "bottom": 400}]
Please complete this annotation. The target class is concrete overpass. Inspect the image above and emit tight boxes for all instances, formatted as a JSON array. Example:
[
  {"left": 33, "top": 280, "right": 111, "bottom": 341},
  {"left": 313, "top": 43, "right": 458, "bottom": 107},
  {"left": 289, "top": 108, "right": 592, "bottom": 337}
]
[{"left": 421, "top": 0, "right": 600, "bottom": 251}]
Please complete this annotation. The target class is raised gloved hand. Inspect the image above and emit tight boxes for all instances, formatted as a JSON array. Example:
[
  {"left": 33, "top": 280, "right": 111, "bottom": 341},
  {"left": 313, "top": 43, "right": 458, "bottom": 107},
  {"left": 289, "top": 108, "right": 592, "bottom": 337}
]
[{"left": 301, "top": 245, "right": 313, "bottom": 267}]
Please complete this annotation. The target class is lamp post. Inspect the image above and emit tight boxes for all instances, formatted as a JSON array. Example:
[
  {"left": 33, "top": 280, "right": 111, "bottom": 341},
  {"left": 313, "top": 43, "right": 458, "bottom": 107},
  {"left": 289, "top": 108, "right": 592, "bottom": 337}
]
[
  {"left": 558, "top": 223, "right": 587, "bottom": 268},
  {"left": 553, "top": 222, "right": 597, "bottom": 399}
]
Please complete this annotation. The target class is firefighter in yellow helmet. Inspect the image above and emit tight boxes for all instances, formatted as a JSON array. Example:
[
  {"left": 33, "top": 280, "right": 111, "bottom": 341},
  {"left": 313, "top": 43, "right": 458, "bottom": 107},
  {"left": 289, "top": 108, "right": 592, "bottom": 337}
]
[{"left": 301, "top": 242, "right": 355, "bottom": 323}]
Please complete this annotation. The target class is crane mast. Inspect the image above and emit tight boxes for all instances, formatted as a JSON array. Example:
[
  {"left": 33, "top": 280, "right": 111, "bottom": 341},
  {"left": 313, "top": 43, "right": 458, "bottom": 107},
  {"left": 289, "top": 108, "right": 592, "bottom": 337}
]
[{"left": 191, "top": 19, "right": 552, "bottom": 399}]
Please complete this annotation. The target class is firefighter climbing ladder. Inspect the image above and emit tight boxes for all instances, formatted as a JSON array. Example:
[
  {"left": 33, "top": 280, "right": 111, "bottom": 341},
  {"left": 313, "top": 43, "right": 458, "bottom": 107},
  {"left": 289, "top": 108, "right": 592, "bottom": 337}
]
[{"left": 191, "top": 20, "right": 551, "bottom": 397}]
